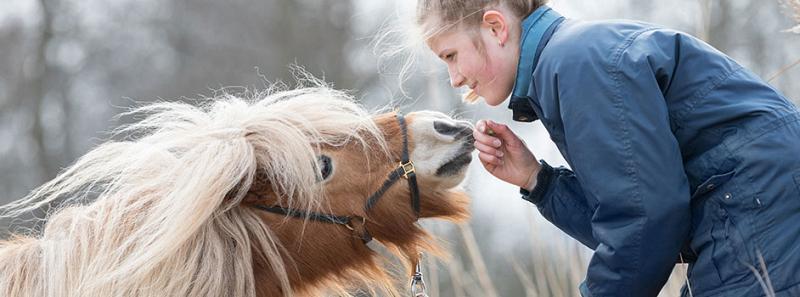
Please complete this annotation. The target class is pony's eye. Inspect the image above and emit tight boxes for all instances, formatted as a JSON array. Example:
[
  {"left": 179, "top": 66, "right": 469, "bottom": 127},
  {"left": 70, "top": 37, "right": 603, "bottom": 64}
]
[{"left": 317, "top": 155, "right": 333, "bottom": 181}]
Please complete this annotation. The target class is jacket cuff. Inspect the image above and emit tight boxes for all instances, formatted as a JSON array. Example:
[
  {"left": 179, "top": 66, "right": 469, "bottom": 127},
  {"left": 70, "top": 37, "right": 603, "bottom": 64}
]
[{"left": 519, "top": 160, "right": 554, "bottom": 204}]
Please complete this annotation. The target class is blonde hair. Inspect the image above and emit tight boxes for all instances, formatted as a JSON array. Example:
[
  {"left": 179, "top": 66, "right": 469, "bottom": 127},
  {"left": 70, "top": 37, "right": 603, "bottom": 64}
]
[
  {"left": 416, "top": 0, "right": 548, "bottom": 36},
  {"left": 0, "top": 78, "right": 389, "bottom": 297},
  {"left": 414, "top": 0, "right": 548, "bottom": 103}
]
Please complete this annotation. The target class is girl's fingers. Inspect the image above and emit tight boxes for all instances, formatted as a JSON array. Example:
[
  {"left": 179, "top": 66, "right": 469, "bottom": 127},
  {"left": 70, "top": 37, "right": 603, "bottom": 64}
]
[
  {"left": 474, "top": 141, "right": 504, "bottom": 158},
  {"left": 485, "top": 120, "right": 521, "bottom": 148},
  {"left": 474, "top": 121, "right": 502, "bottom": 148},
  {"left": 478, "top": 151, "right": 504, "bottom": 166}
]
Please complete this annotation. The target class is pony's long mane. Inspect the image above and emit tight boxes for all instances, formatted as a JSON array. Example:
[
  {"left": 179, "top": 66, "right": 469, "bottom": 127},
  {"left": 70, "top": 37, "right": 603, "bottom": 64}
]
[{"left": 0, "top": 83, "right": 388, "bottom": 297}]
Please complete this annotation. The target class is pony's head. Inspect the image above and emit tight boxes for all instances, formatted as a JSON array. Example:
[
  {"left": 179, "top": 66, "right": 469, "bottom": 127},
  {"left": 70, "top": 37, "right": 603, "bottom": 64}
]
[
  {"left": 237, "top": 94, "right": 474, "bottom": 296},
  {"left": 0, "top": 83, "right": 472, "bottom": 297}
]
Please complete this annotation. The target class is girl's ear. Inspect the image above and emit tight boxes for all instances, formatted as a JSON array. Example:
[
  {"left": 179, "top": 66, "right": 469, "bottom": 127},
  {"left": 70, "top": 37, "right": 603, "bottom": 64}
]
[{"left": 482, "top": 10, "right": 509, "bottom": 45}]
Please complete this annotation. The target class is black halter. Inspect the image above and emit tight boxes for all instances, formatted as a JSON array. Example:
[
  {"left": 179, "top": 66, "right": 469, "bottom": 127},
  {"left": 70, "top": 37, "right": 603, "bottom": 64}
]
[{"left": 253, "top": 113, "right": 420, "bottom": 243}]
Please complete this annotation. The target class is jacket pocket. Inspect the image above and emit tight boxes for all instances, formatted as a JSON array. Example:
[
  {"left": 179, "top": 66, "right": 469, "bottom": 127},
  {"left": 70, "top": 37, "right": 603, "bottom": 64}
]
[
  {"left": 714, "top": 207, "right": 756, "bottom": 284},
  {"left": 692, "top": 170, "right": 736, "bottom": 200},
  {"left": 683, "top": 170, "right": 735, "bottom": 264},
  {"left": 689, "top": 169, "right": 756, "bottom": 290}
]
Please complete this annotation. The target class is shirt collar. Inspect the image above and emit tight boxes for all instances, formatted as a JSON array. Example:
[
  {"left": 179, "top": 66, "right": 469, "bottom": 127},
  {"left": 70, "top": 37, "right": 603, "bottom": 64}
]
[
  {"left": 510, "top": 6, "right": 563, "bottom": 98},
  {"left": 508, "top": 5, "right": 563, "bottom": 122}
]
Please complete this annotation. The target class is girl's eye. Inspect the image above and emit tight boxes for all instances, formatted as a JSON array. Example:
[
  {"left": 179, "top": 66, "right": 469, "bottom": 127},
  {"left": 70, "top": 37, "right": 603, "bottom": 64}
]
[{"left": 445, "top": 53, "right": 456, "bottom": 61}]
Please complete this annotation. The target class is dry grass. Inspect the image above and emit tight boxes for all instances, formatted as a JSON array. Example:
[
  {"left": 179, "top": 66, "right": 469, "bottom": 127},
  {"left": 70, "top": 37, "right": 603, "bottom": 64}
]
[
  {"left": 418, "top": 222, "right": 787, "bottom": 297},
  {"left": 459, "top": 225, "right": 500, "bottom": 297},
  {"left": 422, "top": 221, "right": 688, "bottom": 297}
]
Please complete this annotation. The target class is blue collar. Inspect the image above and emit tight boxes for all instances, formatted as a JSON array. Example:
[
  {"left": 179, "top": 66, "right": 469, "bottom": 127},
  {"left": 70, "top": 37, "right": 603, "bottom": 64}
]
[
  {"left": 507, "top": 6, "right": 563, "bottom": 122},
  {"left": 511, "top": 6, "right": 563, "bottom": 98}
]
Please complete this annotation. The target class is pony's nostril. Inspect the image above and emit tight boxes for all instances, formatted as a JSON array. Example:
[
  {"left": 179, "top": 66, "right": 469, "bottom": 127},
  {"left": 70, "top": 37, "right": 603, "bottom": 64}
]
[
  {"left": 433, "top": 121, "right": 459, "bottom": 136},
  {"left": 434, "top": 121, "right": 472, "bottom": 138}
]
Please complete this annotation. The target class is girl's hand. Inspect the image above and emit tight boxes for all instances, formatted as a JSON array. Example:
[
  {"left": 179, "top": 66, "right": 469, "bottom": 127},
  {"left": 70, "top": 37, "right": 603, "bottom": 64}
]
[{"left": 474, "top": 120, "right": 541, "bottom": 189}]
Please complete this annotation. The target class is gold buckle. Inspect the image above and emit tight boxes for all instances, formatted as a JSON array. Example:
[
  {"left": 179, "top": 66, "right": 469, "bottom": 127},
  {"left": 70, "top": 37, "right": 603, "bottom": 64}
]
[{"left": 399, "top": 161, "right": 415, "bottom": 179}]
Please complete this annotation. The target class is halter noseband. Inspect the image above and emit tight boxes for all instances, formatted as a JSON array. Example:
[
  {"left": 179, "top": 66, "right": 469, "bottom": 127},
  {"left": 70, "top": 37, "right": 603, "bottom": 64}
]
[{"left": 253, "top": 113, "right": 420, "bottom": 243}]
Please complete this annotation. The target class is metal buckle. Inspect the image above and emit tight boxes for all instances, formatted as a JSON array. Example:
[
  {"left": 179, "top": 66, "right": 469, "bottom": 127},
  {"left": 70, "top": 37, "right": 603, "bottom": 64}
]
[
  {"left": 399, "top": 161, "right": 415, "bottom": 179},
  {"left": 344, "top": 216, "right": 366, "bottom": 231}
]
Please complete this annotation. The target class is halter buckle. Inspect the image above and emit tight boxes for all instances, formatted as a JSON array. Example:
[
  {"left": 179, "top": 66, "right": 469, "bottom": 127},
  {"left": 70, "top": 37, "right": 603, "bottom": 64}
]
[
  {"left": 344, "top": 216, "right": 366, "bottom": 231},
  {"left": 399, "top": 161, "right": 416, "bottom": 179}
]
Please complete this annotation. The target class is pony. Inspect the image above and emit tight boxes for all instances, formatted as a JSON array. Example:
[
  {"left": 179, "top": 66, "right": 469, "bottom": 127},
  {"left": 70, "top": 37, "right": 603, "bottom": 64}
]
[{"left": 0, "top": 83, "right": 474, "bottom": 297}]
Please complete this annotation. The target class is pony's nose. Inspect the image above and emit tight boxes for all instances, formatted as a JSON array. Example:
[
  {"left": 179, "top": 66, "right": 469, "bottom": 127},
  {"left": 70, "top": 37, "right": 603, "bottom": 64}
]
[{"left": 433, "top": 120, "right": 473, "bottom": 140}]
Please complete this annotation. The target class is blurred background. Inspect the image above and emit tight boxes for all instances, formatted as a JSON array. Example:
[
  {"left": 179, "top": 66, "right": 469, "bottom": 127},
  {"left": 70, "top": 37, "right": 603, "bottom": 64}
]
[{"left": 1, "top": 0, "right": 798, "bottom": 296}]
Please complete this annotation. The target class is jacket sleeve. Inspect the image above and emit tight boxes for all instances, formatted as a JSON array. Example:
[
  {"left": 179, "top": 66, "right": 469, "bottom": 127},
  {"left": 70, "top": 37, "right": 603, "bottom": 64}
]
[
  {"left": 556, "top": 30, "right": 692, "bottom": 296},
  {"left": 522, "top": 160, "right": 599, "bottom": 249}
]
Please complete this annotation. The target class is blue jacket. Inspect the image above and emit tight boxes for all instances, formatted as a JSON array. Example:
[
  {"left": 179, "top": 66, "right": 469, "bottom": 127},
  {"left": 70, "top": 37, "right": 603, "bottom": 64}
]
[{"left": 514, "top": 6, "right": 800, "bottom": 297}]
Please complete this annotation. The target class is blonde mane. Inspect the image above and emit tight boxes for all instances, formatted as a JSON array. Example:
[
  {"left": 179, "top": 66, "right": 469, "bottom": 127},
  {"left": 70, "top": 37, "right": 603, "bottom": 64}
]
[{"left": 0, "top": 84, "right": 390, "bottom": 297}]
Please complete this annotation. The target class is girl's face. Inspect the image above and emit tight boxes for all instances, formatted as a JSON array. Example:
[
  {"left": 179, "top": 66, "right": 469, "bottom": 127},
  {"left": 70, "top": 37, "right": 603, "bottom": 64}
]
[{"left": 427, "top": 20, "right": 520, "bottom": 106}]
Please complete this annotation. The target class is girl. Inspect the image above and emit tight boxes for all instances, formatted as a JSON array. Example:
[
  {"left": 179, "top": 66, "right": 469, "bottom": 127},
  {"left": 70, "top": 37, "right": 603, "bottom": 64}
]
[{"left": 416, "top": 0, "right": 800, "bottom": 296}]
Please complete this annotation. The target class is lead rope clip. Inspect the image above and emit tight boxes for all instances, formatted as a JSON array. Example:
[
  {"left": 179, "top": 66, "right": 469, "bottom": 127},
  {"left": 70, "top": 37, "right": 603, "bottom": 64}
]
[{"left": 410, "top": 254, "right": 428, "bottom": 297}]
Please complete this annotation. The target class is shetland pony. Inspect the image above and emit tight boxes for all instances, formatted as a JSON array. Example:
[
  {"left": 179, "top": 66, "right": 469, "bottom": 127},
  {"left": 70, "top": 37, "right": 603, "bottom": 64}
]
[{"left": 0, "top": 84, "right": 473, "bottom": 296}]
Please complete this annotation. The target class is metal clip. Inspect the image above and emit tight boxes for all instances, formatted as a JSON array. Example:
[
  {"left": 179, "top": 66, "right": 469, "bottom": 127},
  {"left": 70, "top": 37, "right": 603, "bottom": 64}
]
[
  {"left": 410, "top": 256, "right": 428, "bottom": 297},
  {"left": 399, "top": 161, "right": 416, "bottom": 179}
]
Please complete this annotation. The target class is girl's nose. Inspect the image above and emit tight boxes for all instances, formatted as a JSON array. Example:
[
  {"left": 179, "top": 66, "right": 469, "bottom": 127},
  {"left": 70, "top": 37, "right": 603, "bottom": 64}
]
[{"left": 448, "top": 69, "right": 465, "bottom": 88}]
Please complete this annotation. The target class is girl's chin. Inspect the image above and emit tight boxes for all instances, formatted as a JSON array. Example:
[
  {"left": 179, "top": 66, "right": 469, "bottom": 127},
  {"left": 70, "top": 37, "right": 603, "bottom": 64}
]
[
  {"left": 484, "top": 92, "right": 512, "bottom": 106},
  {"left": 483, "top": 95, "right": 504, "bottom": 106}
]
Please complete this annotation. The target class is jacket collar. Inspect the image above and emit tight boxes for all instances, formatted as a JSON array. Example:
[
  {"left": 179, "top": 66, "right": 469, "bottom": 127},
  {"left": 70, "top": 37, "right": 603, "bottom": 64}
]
[{"left": 508, "top": 6, "right": 563, "bottom": 122}]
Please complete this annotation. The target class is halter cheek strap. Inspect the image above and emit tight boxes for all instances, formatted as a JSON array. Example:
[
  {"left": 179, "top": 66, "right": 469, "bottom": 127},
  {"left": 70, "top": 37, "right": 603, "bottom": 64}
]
[
  {"left": 366, "top": 114, "right": 420, "bottom": 216},
  {"left": 252, "top": 204, "right": 373, "bottom": 243}
]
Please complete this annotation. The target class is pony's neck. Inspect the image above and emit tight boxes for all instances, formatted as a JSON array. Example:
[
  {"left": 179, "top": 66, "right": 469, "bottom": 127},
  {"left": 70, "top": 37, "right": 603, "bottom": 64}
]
[{"left": 252, "top": 219, "right": 386, "bottom": 296}]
